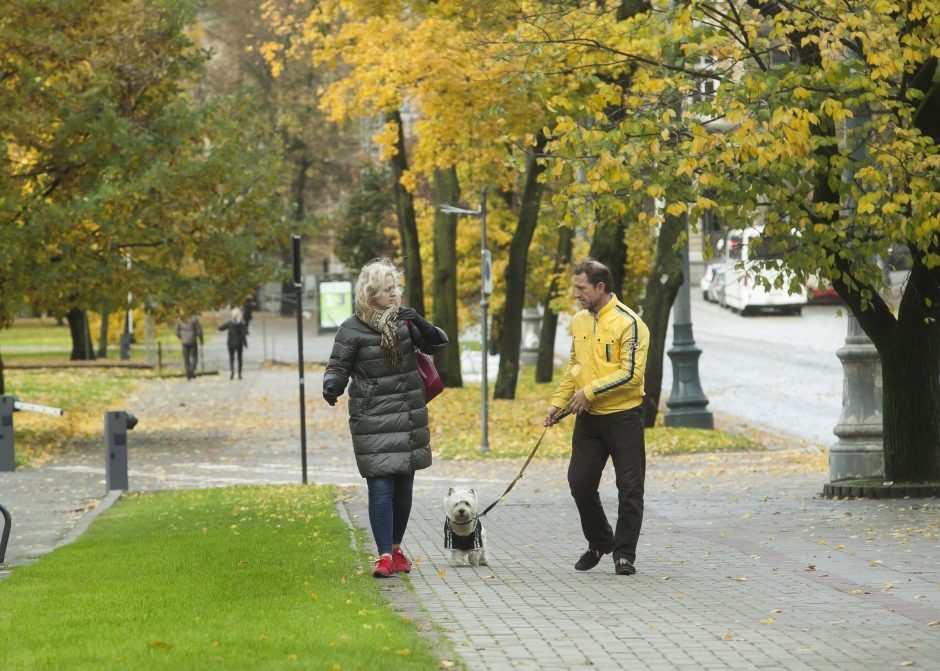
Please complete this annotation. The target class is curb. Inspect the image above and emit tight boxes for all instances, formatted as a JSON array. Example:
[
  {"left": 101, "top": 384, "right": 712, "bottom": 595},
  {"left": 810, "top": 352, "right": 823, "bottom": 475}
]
[
  {"left": 53, "top": 489, "right": 124, "bottom": 551},
  {"left": 822, "top": 482, "right": 940, "bottom": 499}
]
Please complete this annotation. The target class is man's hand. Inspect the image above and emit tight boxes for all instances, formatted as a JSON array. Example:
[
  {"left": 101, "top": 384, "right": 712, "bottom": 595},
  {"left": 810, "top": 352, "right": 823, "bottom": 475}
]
[
  {"left": 543, "top": 405, "right": 562, "bottom": 427},
  {"left": 565, "top": 389, "right": 591, "bottom": 415},
  {"left": 322, "top": 392, "right": 337, "bottom": 407}
]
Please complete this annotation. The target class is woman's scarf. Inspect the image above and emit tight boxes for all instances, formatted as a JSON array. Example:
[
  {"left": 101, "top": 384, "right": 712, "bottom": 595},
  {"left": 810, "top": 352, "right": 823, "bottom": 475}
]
[{"left": 358, "top": 305, "right": 401, "bottom": 368}]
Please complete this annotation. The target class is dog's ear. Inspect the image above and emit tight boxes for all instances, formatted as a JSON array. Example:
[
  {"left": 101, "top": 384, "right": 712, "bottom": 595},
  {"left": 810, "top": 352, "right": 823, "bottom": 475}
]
[
  {"left": 469, "top": 488, "right": 475, "bottom": 495},
  {"left": 448, "top": 487, "right": 455, "bottom": 496}
]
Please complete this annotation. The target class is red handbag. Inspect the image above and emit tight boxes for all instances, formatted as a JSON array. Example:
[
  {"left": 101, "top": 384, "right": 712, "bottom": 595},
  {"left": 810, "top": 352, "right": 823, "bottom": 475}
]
[{"left": 416, "top": 350, "right": 444, "bottom": 402}]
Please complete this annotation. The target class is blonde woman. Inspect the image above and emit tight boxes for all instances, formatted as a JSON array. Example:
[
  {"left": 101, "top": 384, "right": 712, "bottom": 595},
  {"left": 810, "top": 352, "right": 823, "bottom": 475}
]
[{"left": 323, "top": 259, "right": 448, "bottom": 578}]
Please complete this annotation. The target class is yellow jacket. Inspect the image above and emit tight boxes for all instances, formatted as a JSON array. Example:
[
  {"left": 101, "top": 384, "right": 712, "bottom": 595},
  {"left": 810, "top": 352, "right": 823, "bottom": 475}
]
[{"left": 550, "top": 295, "right": 649, "bottom": 415}]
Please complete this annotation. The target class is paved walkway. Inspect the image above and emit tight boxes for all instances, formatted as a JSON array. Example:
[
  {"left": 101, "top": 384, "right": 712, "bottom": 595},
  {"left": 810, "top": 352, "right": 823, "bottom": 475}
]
[{"left": 1, "top": 316, "right": 938, "bottom": 670}]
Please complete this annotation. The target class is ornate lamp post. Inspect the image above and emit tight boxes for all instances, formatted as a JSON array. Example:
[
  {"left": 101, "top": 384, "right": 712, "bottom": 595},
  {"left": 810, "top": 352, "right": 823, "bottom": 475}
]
[{"left": 664, "top": 216, "right": 713, "bottom": 428}]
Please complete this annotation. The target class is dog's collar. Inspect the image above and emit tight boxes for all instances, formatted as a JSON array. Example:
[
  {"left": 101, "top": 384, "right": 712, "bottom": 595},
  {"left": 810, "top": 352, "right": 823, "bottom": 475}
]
[{"left": 444, "top": 517, "right": 484, "bottom": 550}]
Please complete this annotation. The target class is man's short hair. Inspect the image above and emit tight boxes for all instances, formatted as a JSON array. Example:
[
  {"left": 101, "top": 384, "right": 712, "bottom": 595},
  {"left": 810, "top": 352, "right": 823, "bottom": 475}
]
[{"left": 573, "top": 258, "right": 614, "bottom": 293}]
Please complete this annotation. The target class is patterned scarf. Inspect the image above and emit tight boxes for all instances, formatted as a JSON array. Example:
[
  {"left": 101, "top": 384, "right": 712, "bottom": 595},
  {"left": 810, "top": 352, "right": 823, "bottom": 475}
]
[{"left": 358, "top": 304, "right": 401, "bottom": 368}]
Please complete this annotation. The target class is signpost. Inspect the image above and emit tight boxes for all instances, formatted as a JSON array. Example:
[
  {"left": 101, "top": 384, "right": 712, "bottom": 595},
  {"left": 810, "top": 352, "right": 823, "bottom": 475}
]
[
  {"left": 440, "top": 187, "right": 491, "bottom": 453},
  {"left": 292, "top": 234, "right": 308, "bottom": 484}
]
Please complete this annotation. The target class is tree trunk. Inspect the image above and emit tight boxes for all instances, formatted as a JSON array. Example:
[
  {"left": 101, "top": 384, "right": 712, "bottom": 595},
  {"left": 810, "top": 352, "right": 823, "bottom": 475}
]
[
  {"left": 639, "top": 213, "right": 685, "bottom": 426},
  {"left": 431, "top": 166, "right": 462, "bottom": 387},
  {"left": 535, "top": 224, "right": 573, "bottom": 383},
  {"left": 67, "top": 308, "right": 95, "bottom": 361},
  {"left": 589, "top": 210, "right": 626, "bottom": 298},
  {"left": 386, "top": 109, "right": 424, "bottom": 315},
  {"left": 489, "top": 314, "right": 501, "bottom": 356},
  {"left": 97, "top": 305, "right": 110, "bottom": 358},
  {"left": 494, "top": 130, "right": 548, "bottom": 399},
  {"left": 0, "top": 348, "right": 5, "bottom": 394},
  {"left": 879, "top": 321, "right": 940, "bottom": 482},
  {"left": 843, "top": 252, "right": 940, "bottom": 483},
  {"left": 280, "top": 249, "right": 296, "bottom": 317}
]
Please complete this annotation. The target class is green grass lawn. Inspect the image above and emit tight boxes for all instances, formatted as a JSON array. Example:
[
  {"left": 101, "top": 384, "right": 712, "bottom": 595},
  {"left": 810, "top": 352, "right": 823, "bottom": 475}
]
[
  {"left": 0, "top": 486, "right": 444, "bottom": 671},
  {"left": 0, "top": 322, "right": 73, "bottom": 347},
  {"left": 429, "top": 366, "right": 758, "bottom": 459},
  {"left": 0, "top": 317, "right": 186, "bottom": 364}
]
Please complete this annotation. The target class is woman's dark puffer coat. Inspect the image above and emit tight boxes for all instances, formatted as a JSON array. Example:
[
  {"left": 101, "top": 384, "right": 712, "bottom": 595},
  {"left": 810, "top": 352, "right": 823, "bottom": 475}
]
[{"left": 324, "top": 316, "right": 448, "bottom": 478}]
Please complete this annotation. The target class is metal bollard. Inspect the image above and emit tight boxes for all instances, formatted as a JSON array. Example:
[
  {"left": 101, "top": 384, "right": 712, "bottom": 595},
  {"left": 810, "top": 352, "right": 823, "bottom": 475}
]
[
  {"left": 0, "top": 504, "right": 11, "bottom": 564},
  {"left": 104, "top": 411, "right": 138, "bottom": 491},
  {"left": 0, "top": 396, "right": 14, "bottom": 472}
]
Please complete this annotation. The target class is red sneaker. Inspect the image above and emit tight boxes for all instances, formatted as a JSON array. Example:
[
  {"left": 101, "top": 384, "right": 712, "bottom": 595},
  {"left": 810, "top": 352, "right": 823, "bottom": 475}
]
[
  {"left": 372, "top": 554, "right": 394, "bottom": 578},
  {"left": 392, "top": 548, "right": 412, "bottom": 573}
]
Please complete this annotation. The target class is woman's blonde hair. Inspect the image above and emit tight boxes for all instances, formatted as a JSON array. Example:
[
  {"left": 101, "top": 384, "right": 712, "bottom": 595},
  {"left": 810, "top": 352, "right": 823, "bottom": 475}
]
[
  {"left": 231, "top": 307, "right": 243, "bottom": 323},
  {"left": 355, "top": 258, "right": 402, "bottom": 312}
]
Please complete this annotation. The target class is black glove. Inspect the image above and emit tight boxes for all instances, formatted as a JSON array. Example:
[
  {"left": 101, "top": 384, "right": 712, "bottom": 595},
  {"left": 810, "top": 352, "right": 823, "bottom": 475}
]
[
  {"left": 323, "top": 379, "right": 341, "bottom": 406},
  {"left": 397, "top": 307, "right": 432, "bottom": 333}
]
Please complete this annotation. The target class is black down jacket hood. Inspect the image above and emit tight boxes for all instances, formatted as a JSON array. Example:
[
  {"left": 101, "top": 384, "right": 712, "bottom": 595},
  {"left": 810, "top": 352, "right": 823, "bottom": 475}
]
[{"left": 323, "top": 316, "right": 448, "bottom": 478}]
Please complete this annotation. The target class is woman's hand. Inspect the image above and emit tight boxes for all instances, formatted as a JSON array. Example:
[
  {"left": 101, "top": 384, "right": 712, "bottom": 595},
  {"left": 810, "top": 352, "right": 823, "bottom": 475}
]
[{"left": 398, "top": 307, "right": 432, "bottom": 332}]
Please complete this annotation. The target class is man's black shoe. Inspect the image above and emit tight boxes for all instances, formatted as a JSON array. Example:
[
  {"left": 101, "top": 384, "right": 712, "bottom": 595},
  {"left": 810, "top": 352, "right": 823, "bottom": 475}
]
[
  {"left": 614, "top": 556, "right": 636, "bottom": 576},
  {"left": 575, "top": 549, "right": 604, "bottom": 571}
]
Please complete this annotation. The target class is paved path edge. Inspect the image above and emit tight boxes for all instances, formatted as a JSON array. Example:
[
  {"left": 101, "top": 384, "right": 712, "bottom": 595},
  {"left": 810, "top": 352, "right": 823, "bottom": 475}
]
[{"left": 54, "top": 490, "right": 123, "bottom": 551}]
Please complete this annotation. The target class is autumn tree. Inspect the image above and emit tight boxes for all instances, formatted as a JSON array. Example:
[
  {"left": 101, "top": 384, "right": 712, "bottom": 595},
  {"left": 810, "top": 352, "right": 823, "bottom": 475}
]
[
  {"left": 0, "top": 0, "right": 290, "bottom": 360},
  {"left": 511, "top": 0, "right": 940, "bottom": 481},
  {"left": 203, "top": 0, "right": 360, "bottom": 316},
  {"left": 267, "top": 1, "right": 565, "bottom": 394}
]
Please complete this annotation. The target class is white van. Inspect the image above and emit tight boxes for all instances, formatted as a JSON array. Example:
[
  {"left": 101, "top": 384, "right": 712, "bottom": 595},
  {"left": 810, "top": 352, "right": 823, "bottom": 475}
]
[{"left": 720, "top": 227, "right": 806, "bottom": 316}]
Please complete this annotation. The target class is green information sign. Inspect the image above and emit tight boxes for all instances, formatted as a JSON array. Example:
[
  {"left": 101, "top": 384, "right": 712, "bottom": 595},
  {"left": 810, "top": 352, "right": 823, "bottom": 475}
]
[{"left": 318, "top": 280, "right": 353, "bottom": 330}]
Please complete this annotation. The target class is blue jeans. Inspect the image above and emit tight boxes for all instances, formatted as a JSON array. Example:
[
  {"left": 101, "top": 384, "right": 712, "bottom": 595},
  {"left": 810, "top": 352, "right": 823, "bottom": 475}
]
[{"left": 366, "top": 474, "right": 414, "bottom": 556}]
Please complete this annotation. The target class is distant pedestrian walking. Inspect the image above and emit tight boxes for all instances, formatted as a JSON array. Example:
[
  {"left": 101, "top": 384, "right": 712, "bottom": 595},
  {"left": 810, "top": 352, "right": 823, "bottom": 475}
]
[
  {"left": 544, "top": 258, "right": 650, "bottom": 576},
  {"left": 175, "top": 312, "right": 204, "bottom": 380},
  {"left": 218, "top": 307, "right": 248, "bottom": 380}
]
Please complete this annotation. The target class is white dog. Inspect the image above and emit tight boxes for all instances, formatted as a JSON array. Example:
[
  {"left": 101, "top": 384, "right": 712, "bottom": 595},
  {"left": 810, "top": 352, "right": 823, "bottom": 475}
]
[{"left": 444, "top": 487, "right": 488, "bottom": 567}]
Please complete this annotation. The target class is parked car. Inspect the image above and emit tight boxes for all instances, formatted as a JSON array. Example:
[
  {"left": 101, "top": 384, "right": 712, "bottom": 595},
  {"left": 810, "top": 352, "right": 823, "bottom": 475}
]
[
  {"left": 721, "top": 228, "right": 806, "bottom": 316},
  {"left": 700, "top": 261, "right": 726, "bottom": 302},
  {"left": 806, "top": 276, "right": 842, "bottom": 304}
]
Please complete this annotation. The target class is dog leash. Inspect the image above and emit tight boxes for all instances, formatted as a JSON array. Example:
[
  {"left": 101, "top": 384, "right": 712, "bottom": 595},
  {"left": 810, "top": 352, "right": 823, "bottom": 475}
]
[{"left": 478, "top": 409, "right": 573, "bottom": 518}]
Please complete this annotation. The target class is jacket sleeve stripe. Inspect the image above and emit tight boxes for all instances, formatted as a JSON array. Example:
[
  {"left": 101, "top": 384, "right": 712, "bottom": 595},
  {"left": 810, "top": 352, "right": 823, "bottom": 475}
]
[{"left": 593, "top": 308, "right": 637, "bottom": 396}]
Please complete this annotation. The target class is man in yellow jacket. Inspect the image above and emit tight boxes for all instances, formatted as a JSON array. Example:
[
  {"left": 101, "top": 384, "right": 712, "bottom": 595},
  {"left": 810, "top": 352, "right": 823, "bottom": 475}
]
[{"left": 544, "top": 259, "right": 650, "bottom": 576}]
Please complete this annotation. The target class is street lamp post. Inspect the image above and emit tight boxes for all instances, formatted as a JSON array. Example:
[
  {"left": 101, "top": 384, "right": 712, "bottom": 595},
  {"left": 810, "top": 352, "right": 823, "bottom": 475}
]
[
  {"left": 664, "top": 216, "right": 714, "bottom": 428},
  {"left": 440, "top": 187, "right": 492, "bottom": 453}
]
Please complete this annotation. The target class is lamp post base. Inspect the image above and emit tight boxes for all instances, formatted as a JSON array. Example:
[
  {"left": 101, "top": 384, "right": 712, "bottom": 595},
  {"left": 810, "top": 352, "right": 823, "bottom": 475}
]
[{"left": 664, "top": 339, "right": 714, "bottom": 429}]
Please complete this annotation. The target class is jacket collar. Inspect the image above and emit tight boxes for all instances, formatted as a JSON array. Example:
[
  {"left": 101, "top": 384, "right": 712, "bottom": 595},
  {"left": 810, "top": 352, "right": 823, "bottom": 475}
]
[{"left": 593, "top": 294, "right": 619, "bottom": 319}]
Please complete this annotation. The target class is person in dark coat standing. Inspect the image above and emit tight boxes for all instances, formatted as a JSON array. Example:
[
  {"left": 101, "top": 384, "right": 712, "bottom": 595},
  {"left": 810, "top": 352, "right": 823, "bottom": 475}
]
[
  {"left": 323, "top": 258, "right": 448, "bottom": 578},
  {"left": 218, "top": 307, "right": 248, "bottom": 380}
]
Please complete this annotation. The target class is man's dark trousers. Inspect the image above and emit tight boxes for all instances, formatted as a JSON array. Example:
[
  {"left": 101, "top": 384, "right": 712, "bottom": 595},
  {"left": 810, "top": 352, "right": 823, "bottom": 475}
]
[
  {"left": 567, "top": 406, "right": 645, "bottom": 562},
  {"left": 182, "top": 343, "right": 198, "bottom": 379}
]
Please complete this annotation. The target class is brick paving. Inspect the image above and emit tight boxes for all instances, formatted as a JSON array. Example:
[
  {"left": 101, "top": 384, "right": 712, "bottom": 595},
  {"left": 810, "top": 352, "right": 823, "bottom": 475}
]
[{"left": 1, "top": 316, "right": 938, "bottom": 670}]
